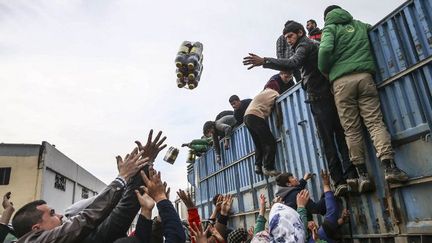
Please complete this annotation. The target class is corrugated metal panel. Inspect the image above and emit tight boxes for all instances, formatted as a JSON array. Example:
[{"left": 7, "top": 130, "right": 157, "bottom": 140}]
[
  {"left": 378, "top": 62, "right": 432, "bottom": 142},
  {"left": 187, "top": 164, "right": 194, "bottom": 185},
  {"left": 370, "top": 0, "right": 432, "bottom": 82}
]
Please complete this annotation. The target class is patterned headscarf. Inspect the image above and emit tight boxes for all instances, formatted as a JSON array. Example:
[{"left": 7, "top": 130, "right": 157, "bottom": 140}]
[
  {"left": 251, "top": 231, "right": 271, "bottom": 243},
  {"left": 268, "top": 203, "right": 306, "bottom": 243}
]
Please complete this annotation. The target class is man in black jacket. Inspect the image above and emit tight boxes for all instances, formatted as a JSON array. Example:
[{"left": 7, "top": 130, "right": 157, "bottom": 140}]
[
  {"left": 243, "top": 21, "right": 356, "bottom": 196},
  {"left": 81, "top": 130, "right": 167, "bottom": 243},
  {"left": 12, "top": 146, "right": 150, "bottom": 243},
  {"left": 228, "top": 95, "right": 252, "bottom": 126},
  {"left": 306, "top": 19, "right": 322, "bottom": 41},
  {"left": 277, "top": 21, "right": 302, "bottom": 82}
]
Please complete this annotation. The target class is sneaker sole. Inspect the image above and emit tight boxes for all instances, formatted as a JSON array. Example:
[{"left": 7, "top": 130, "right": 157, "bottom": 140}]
[
  {"left": 346, "top": 179, "right": 359, "bottom": 192},
  {"left": 335, "top": 186, "right": 349, "bottom": 197}
]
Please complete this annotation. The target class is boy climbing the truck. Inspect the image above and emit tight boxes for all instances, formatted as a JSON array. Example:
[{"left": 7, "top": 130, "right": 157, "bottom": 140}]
[{"left": 275, "top": 172, "right": 326, "bottom": 217}]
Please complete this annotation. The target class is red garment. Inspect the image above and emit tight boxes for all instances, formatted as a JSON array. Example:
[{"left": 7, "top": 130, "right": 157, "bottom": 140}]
[
  {"left": 309, "top": 33, "right": 322, "bottom": 41},
  {"left": 188, "top": 208, "right": 201, "bottom": 243},
  {"left": 187, "top": 208, "right": 225, "bottom": 243},
  {"left": 264, "top": 79, "right": 280, "bottom": 93}
]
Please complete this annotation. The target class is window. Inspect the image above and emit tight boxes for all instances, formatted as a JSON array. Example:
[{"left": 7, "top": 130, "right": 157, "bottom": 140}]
[
  {"left": 0, "top": 168, "right": 11, "bottom": 185},
  {"left": 54, "top": 174, "right": 66, "bottom": 191},
  {"left": 81, "top": 187, "right": 89, "bottom": 199}
]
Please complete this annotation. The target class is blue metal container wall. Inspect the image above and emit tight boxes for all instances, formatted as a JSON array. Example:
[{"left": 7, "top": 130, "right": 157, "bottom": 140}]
[
  {"left": 186, "top": 0, "right": 432, "bottom": 238},
  {"left": 369, "top": 0, "right": 432, "bottom": 82}
]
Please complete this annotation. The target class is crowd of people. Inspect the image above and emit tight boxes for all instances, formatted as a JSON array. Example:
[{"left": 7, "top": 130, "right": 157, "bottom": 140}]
[{"left": 0, "top": 5, "right": 411, "bottom": 243}]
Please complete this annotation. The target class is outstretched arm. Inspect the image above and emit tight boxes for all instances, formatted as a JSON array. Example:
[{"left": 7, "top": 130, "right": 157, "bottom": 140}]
[
  {"left": 262, "top": 44, "right": 307, "bottom": 71},
  {"left": 254, "top": 194, "right": 267, "bottom": 235},
  {"left": 142, "top": 170, "right": 186, "bottom": 243}
]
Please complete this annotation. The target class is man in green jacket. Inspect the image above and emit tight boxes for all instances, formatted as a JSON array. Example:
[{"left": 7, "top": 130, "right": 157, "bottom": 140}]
[{"left": 318, "top": 5, "right": 408, "bottom": 193}]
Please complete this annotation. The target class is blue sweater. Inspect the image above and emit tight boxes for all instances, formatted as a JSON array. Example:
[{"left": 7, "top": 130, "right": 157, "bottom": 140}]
[
  {"left": 308, "top": 191, "right": 339, "bottom": 243},
  {"left": 157, "top": 199, "right": 186, "bottom": 243}
]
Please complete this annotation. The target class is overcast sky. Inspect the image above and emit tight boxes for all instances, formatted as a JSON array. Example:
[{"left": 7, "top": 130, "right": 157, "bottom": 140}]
[{"left": 0, "top": 0, "right": 405, "bottom": 200}]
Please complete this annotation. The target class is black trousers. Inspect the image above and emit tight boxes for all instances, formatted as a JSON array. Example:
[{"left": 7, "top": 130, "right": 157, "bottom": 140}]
[
  {"left": 244, "top": 114, "right": 276, "bottom": 170},
  {"left": 309, "top": 97, "right": 356, "bottom": 185}
]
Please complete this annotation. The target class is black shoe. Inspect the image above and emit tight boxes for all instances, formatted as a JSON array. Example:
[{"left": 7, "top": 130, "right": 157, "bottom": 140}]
[
  {"left": 385, "top": 167, "right": 409, "bottom": 183},
  {"left": 262, "top": 167, "right": 281, "bottom": 177},
  {"left": 358, "top": 173, "right": 373, "bottom": 193},
  {"left": 334, "top": 184, "right": 349, "bottom": 197},
  {"left": 255, "top": 165, "right": 263, "bottom": 175}
]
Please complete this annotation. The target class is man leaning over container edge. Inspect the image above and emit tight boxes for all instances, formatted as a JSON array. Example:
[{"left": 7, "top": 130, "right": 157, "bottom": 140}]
[{"left": 318, "top": 5, "right": 409, "bottom": 193}]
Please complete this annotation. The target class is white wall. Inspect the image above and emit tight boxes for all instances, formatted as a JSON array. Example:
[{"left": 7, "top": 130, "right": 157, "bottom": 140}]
[{"left": 42, "top": 169, "right": 75, "bottom": 214}]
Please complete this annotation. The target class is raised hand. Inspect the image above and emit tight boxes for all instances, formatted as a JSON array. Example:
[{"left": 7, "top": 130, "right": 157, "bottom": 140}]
[
  {"left": 189, "top": 222, "right": 209, "bottom": 243},
  {"left": 209, "top": 225, "right": 224, "bottom": 243},
  {"left": 308, "top": 221, "right": 319, "bottom": 241},
  {"left": 135, "top": 130, "right": 167, "bottom": 162},
  {"left": 259, "top": 194, "right": 266, "bottom": 216},
  {"left": 320, "top": 170, "right": 331, "bottom": 186},
  {"left": 303, "top": 172, "right": 314, "bottom": 181},
  {"left": 117, "top": 148, "right": 149, "bottom": 181},
  {"left": 243, "top": 53, "right": 265, "bottom": 70},
  {"left": 247, "top": 226, "right": 254, "bottom": 239},
  {"left": 220, "top": 194, "right": 233, "bottom": 216},
  {"left": 177, "top": 189, "right": 195, "bottom": 209},
  {"left": 2, "top": 192, "right": 13, "bottom": 209},
  {"left": 163, "top": 182, "right": 171, "bottom": 200},
  {"left": 272, "top": 195, "right": 283, "bottom": 206},
  {"left": 338, "top": 209, "right": 350, "bottom": 225},
  {"left": 215, "top": 195, "right": 223, "bottom": 213},
  {"left": 0, "top": 192, "right": 14, "bottom": 225},
  {"left": 296, "top": 189, "right": 310, "bottom": 208},
  {"left": 135, "top": 188, "right": 155, "bottom": 219},
  {"left": 140, "top": 170, "right": 167, "bottom": 203}
]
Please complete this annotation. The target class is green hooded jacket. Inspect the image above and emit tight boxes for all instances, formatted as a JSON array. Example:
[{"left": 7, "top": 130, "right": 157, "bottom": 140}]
[{"left": 318, "top": 8, "right": 376, "bottom": 82}]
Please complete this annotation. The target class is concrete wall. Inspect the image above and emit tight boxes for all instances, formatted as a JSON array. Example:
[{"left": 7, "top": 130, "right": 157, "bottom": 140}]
[
  {"left": 0, "top": 142, "right": 106, "bottom": 218},
  {"left": 42, "top": 142, "right": 106, "bottom": 194},
  {"left": 175, "top": 198, "right": 189, "bottom": 221},
  {"left": 42, "top": 168, "right": 76, "bottom": 214},
  {"left": 41, "top": 142, "right": 106, "bottom": 213},
  {"left": 0, "top": 144, "right": 43, "bottom": 218}
]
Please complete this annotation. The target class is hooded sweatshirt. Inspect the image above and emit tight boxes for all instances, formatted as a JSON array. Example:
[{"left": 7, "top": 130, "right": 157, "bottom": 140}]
[
  {"left": 275, "top": 179, "right": 307, "bottom": 209},
  {"left": 318, "top": 8, "right": 376, "bottom": 82}
]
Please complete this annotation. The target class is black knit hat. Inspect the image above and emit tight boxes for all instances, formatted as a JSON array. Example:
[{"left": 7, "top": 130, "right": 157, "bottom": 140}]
[
  {"left": 324, "top": 5, "right": 341, "bottom": 19},
  {"left": 283, "top": 21, "right": 305, "bottom": 35}
]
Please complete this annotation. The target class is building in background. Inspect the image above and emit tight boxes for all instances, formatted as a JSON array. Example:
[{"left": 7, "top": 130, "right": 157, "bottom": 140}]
[{"left": 0, "top": 141, "right": 106, "bottom": 214}]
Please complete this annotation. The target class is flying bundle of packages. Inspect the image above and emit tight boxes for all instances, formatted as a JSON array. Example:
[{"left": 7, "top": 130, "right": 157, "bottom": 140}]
[{"left": 175, "top": 41, "right": 203, "bottom": 89}]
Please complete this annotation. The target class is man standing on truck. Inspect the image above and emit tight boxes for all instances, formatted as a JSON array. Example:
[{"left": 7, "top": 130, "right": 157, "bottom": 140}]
[
  {"left": 318, "top": 5, "right": 409, "bottom": 193},
  {"left": 243, "top": 21, "right": 356, "bottom": 196},
  {"left": 229, "top": 95, "right": 252, "bottom": 126},
  {"left": 306, "top": 19, "right": 322, "bottom": 42}
]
